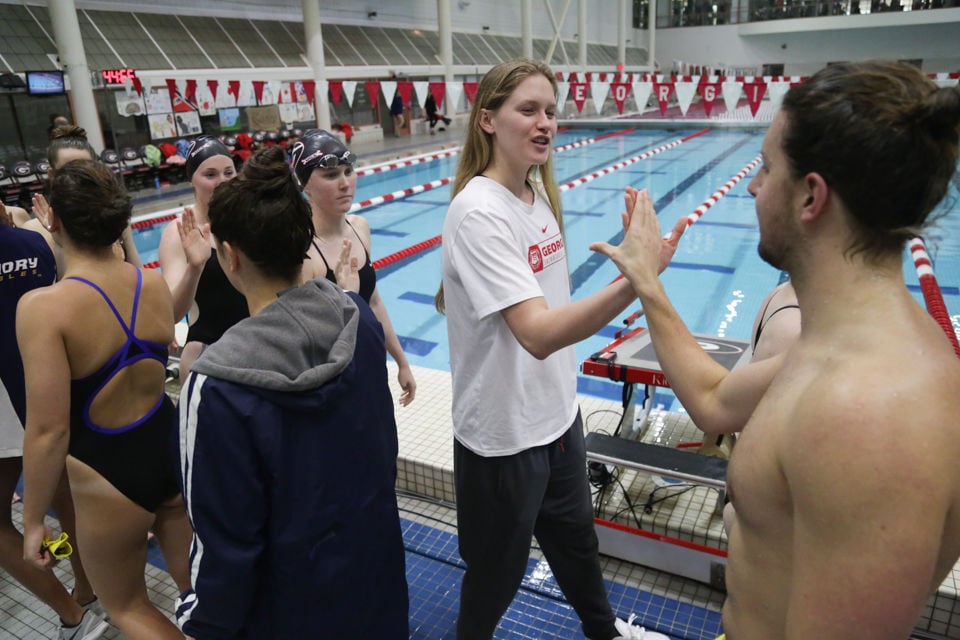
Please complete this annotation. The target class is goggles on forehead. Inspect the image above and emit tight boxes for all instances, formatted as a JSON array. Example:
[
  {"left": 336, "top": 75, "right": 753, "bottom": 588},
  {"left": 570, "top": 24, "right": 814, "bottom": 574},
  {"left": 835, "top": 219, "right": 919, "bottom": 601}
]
[{"left": 313, "top": 150, "right": 357, "bottom": 170}]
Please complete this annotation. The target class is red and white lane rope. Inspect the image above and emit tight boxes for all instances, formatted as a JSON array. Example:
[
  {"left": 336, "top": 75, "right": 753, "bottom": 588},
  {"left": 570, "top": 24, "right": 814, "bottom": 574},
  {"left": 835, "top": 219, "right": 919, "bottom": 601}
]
[
  {"left": 553, "top": 128, "right": 635, "bottom": 154},
  {"left": 909, "top": 238, "right": 960, "bottom": 358},
  {"left": 558, "top": 129, "right": 710, "bottom": 193},
  {"left": 613, "top": 152, "right": 761, "bottom": 330},
  {"left": 369, "top": 130, "right": 709, "bottom": 270},
  {"left": 684, "top": 154, "right": 762, "bottom": 228},
  {"left": 356, "top": 146, "right": 462, "bottom": 177}
]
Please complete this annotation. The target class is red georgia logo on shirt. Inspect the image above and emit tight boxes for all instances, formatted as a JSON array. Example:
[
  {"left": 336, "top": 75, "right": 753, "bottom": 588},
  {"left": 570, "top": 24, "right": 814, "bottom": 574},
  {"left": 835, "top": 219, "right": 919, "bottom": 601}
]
[
  {"left": 528, "top": 245, "right": 543, "bottom": 273},
  {"left": 528, "top": 234, "right": 564, "bottom": 273}
]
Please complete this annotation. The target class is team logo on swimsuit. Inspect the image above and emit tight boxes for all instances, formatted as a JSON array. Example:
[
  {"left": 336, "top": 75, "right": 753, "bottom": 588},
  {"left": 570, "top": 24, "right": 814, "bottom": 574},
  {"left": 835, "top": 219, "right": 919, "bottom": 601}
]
[{"left": 528, "top": 234, "right": 564, "bottom": 273}]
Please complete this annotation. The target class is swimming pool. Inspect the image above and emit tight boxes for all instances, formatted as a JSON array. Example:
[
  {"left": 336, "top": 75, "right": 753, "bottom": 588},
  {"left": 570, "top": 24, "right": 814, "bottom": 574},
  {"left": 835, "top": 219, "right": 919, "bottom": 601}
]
[{"left": 131, "top": 127, "right": 960, "bottom": 410}]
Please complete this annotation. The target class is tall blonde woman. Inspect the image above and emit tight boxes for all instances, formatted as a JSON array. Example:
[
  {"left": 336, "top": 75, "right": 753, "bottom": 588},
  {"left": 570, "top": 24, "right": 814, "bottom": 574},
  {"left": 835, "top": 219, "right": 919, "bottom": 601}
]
[
  {"left": 437, "top": 59, "right": 684, "bottom": 640},
  {"left": 18, "top": 160, "right": 191, "bottom": 639},
  {"left": 292, "top": 130, "right": 416, "bottom": 405},
  {"left": 158, "top": 137, "right": 246, "bottom": 382}
]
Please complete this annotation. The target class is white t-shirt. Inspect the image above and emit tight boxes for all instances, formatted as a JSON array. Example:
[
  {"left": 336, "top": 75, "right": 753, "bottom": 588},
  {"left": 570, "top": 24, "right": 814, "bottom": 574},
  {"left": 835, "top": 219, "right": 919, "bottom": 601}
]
[{"left": 442, "top": 176, "right": 578, "bottom": 456}]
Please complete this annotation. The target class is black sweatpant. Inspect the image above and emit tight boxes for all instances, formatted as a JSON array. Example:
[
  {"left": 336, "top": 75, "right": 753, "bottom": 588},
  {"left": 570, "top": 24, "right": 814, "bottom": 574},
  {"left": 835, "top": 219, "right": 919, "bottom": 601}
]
[{"left": 454, "top": 412, "right": 618, "bottom": 640}]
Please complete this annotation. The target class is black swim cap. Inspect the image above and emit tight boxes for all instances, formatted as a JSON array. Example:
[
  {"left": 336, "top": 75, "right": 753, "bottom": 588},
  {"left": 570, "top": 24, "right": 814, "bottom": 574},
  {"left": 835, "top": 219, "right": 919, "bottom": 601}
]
[
  {"left": 185, "top": 136, "right": 232, "bottom": 179},
  {"left": 289, "top": 129, "right": 356, "bottom": 189}
]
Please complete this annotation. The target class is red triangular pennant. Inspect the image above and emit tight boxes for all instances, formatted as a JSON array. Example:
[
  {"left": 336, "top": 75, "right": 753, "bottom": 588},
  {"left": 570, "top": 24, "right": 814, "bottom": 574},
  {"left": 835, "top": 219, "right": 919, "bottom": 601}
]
[
  {"left": 699, "top": 82, "right": 721, "bottom": 117},
  {"left": 610, "top": 82, "right": 631, "bottom": 114},
  {"left": 228, "top": 80, "right": 241, "bottom": 101},
  {"left": 398, "top": 81, "right": 414, "bottom": 108},
  {"left": 252, "top": 81, "right": 265, "bottom": 104},
  {"left": 463, "top": 82, "right": 479, "bottom": 105},
  {"left": 185, "top": 79, "right": 198, "bottom": 105},
  {"left": 132, "top": 76, "right": 143, "bottom": 96},
  {"left": 329, "top": 81, "right": 343, "bottom": 106},
  {"left": 428, "top": 82, "right": 446, "bottom": 111},
  {"left": 743, "top": 81, "right": 767, "bottom": 117},
  {"left": 653, "top": 81, "right": 675, "bottom": 116},
  {"left": 165, "top": 79, "right": 178, "bottom": 104},
  {"left": 569, "top": 82, "right": 588, "bottom": 114},
  {"left": 207, "top": 79, "right": 218, "bottom": 101},
  {"left": 303, "top": 81, "right": 316, "bottom": 103},
  {"left": 365, "top": 81, "right": 381, "bottom": 106}
]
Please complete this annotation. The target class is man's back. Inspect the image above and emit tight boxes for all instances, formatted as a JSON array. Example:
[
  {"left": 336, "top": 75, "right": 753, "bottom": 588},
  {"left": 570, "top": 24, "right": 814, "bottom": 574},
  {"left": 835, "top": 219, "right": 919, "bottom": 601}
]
[{"left": 725, "top": 282, "right": 960, "bottom": 640}]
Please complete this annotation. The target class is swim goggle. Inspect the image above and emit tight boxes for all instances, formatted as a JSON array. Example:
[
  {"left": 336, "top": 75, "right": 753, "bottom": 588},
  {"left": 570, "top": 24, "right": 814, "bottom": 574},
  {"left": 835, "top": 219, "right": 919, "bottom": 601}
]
[
  {"left": 41, "top": 532, "right": 73, "bottom": 559},
  {"left": 311, "top": 150, "right": 357, "bottom": 169}
]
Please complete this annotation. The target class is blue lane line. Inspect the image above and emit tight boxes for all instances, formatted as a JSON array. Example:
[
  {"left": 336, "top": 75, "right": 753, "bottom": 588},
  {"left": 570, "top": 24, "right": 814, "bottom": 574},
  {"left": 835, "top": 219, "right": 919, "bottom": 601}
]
[
  {"left": 908, "top": 284, "right": 960, "bottom": 295},
  {"left": 400, "top": 291, "right": 437, "bottom": 305},
  {"left": 398, "top": 336, "right": 437, "bottom": 356},
  {"left": 693, "top": 220, "right": 756, "bottom": 230},
  {"left": 564, "top": 210, "right": 605, "bottom": 218},
  {"left": 372, "top": 229, "right": 410, "bottom": 238},
  {"left": 569, "top": 133, "right": 759, "bottom": 295}
]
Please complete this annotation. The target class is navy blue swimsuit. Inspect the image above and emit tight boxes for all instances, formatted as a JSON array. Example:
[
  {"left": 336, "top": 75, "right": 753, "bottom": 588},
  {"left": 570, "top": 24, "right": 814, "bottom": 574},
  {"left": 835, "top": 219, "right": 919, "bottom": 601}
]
[{"left": 68, "top": 269, "right": 180, "bottom": 512}]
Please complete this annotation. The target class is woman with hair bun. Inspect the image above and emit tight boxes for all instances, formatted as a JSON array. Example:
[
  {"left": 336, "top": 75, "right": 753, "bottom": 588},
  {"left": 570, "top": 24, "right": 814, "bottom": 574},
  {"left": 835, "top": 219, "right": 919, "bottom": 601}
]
[
  {"left": 24, "top": 125, "right": 142, "bottom": 272},
  {"left": 177, "top": 146, "right": 408, "bottom": 638},
  {"left": 292, "top": 129, "right": 417, "bottom": 405},
  {"left": 18, "top": 159, "right": 192, "bottom": 639}
]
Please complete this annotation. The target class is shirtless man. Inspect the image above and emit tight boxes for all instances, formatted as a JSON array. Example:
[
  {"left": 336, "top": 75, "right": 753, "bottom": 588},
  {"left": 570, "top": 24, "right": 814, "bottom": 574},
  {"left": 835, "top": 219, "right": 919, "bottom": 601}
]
[{"left": 592, "top": 61, "right": 960, "bottom": 639}]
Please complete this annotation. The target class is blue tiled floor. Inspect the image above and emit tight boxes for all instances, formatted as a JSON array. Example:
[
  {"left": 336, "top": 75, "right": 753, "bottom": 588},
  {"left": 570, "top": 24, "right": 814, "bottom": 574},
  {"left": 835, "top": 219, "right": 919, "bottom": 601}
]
[
  {"left": 402, "top": 519, "right": 722, "bottom": 640},
  {"left": 145, "top": 516, "right": 721, "bottom": 639}
]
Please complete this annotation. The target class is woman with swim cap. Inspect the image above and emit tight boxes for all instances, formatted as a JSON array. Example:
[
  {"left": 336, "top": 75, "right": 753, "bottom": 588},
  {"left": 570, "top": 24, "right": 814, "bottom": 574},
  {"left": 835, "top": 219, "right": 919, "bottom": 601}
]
[
  {"left": 292, "top": 129, "right": 417, "bottom": 405},
  {"left": 158, "top": 136, "right": 246, "bottom": 381}
]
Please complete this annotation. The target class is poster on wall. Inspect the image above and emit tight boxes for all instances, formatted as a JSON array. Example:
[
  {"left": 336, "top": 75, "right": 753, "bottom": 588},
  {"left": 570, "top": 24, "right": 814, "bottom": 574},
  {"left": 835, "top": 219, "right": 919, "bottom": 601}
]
[
  {"left": 148, "top": 113, "right": 177, "bottom": 140},
  {"left": 145, "top": 87, "right": 173, "bottom": 115},
  {"left": 175, "top": 111, "right": 202, "bottom": 136},
  {"left": 115, "top": 90, "right": 145, "bottom": 117},
  {"left": 278, "top": 102, "right": 315, "bottom": 124},
  {"left": 218, "top": 107, "right": 242, "bottom": 132}
]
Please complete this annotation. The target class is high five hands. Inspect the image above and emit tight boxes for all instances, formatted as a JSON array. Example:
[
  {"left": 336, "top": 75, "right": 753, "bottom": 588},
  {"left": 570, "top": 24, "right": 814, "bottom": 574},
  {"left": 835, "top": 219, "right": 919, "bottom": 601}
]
[{"left": 591, "top": 187, "right": 687, "bottom": 290}]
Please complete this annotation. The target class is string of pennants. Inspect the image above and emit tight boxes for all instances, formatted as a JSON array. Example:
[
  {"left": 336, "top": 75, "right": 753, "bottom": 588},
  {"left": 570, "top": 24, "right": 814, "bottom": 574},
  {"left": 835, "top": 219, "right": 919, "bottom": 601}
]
[{"left": 122, "top": 71, "right": 960, "bottom": 119}]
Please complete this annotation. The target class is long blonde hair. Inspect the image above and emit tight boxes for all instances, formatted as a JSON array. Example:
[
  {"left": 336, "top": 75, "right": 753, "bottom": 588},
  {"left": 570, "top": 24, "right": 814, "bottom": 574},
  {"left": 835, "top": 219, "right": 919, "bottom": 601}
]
[{"left": 435, "top": 58, "right": 562, "bottom": 313}]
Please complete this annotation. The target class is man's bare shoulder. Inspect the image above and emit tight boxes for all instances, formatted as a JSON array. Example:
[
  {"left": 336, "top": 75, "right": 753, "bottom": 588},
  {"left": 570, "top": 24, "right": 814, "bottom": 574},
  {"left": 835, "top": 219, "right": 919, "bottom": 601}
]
[{"left": 784, "top": 346, "right": 960, "bottom": 480}]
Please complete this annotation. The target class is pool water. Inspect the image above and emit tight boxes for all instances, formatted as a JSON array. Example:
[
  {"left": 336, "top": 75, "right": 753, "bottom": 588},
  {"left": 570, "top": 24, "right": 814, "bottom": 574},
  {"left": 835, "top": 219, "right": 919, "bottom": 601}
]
[{"left": 131, "top": 127, "right": 960, "bottom": 409}]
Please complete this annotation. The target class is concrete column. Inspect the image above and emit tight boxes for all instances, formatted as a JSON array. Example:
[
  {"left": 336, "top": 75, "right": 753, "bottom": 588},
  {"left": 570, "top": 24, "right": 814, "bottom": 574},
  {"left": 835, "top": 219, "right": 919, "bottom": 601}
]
[
  {"left": 521, "top": 0, "right": 533, "bottom": 59},
  {"left": 578, "top": 0, "right": 587, "bottom": 70},
  {"left": 618, "top": 0, "right": 627, "bottom": 68},
  {"left": 302, "top": 0, "right": 331, "bottom": 130},
  {"left": 649, "top": 0, "right": 657, "bottom": 72},
  {"left": 437, "top": 0, "right": 454, "bottom": 84},
  {"left": 47, "top": 0, "right": 104, "bottom": 152}
]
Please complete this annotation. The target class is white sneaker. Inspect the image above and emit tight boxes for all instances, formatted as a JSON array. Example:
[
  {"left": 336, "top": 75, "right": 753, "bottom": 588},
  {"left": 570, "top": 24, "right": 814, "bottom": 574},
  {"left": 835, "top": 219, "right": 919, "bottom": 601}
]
[
  {"left": 614, "top": 614, "right": 672, "bottom": 640},
  {"left": 58, "top": 608, "right": 109, "bottom": 640}
]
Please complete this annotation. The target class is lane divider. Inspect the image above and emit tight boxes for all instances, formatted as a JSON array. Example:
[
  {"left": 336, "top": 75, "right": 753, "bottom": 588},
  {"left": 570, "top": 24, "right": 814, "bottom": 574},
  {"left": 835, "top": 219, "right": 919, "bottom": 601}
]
[
  {"left": 142, "top": 129, "right": 707, "bottom": 271},
  {"left": 356, "top": 147, "right": 462, "bottom": 177},
  {"left": 910, "top": 238, "right": 960, "bottom": 357},
  {"left": 684, "top": 154, "right": 761, "bottom": 228},
  {"left": 611, "top": 150, "right": 761, "bottom": 330},
  {"left": 131, "top": 130, "right": 636, "bottom": 230},
  {"left": 558, "top": 129, "right": 709, "bottom": 194},
  {"left": 370, "top": 129, "right": 710, "bottom": 270}
]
